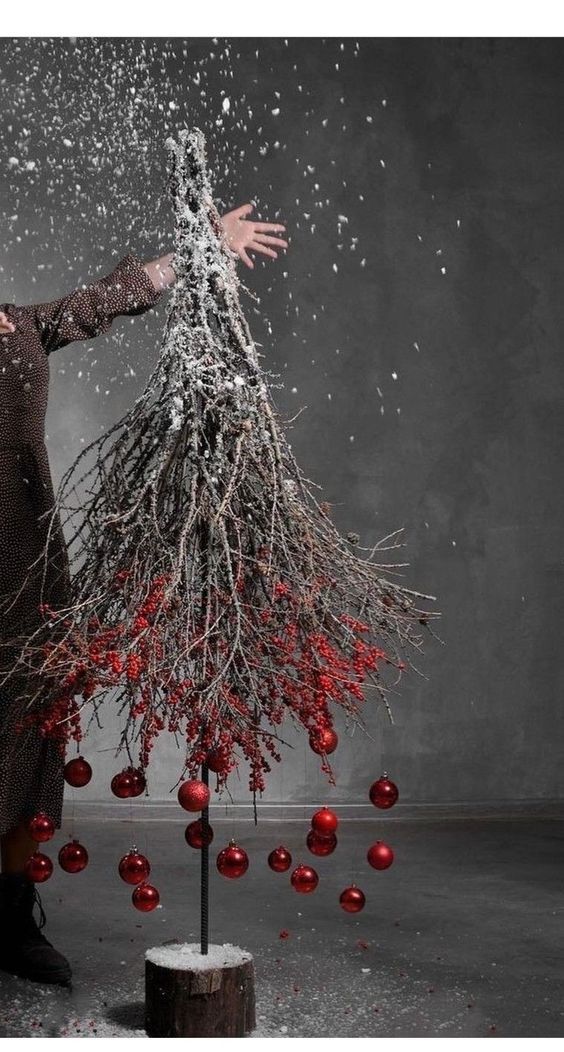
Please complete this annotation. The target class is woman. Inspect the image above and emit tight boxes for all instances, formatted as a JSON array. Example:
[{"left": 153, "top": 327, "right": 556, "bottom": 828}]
[{"left": 0, "top": 203, "right": 288, "bottom": 987}]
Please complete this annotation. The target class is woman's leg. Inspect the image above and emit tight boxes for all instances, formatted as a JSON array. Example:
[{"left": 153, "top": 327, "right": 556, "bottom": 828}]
[{"left": 0, "top": 821, "right": 38, "bottom": 874}]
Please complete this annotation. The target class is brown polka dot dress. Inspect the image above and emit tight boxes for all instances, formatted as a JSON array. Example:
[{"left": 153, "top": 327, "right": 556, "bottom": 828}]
[{"left": 0, "top": 253, "right": 163, "bottom": 836}]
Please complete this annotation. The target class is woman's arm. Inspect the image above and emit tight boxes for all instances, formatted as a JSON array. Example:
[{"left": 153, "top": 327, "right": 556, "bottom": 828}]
[
  {"left": 143, "top": 253, "right": 176, "bottom": 294},
  {"left": 142, "top": 203, "right": 289, "bottom": 292},
  {"left": 32, "top": 253, "right": 163, "bottom": 355}
]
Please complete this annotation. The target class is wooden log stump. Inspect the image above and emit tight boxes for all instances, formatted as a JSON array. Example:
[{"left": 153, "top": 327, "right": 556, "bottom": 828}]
[{"left": 145, "top": 940, "right": 256, "bottom": 1037}]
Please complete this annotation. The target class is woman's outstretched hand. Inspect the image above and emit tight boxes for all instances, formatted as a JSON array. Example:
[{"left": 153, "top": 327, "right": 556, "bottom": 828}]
[
  {"left": 0, "top": 310, "right": 15, "bottom": 334},
  {"left": 219, "top": 203, "right": 288, "bottom": 270}
]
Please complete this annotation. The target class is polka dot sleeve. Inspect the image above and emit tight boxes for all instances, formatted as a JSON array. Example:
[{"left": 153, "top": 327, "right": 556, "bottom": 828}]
[{"left": 32, "top": 252, "right": 164, "bottom": 355}]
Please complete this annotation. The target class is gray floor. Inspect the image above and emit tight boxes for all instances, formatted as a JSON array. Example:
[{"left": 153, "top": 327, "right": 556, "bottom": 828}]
[{"left": 0, "top": 813, "right": 562, "bottom": 1038}]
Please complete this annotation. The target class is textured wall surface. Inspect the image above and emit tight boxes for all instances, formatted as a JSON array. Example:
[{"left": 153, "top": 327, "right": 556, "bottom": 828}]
[{"left": 1, "top": 38, "right": 562, "bottom": 806}]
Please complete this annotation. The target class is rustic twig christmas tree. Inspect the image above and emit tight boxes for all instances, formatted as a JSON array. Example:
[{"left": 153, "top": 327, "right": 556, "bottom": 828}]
[{"left": 1, "top": 127, "right": 440, "bottom": 799}]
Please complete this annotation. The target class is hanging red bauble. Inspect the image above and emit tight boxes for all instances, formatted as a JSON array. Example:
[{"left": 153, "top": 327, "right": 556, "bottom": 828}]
[
  {"left": 367, "top": 841, "right": 394, "bottom": 870},
  {"left": 184, "top": 819, "right": 214, "bottom": 849},
  {"left": 268, "top": 845, "right": 292, "bottom": 872},
  {"left": 177, "top": 779, "right": 211, "bottom": 812},
  {"left": 58, "top": 838, "right": 89, "bottom": 874},
  {"left": 306, "top": 829, "right": 337, "bottom": 856},
  {"left": 311, "top": 806, "right": 339, "bottom": 837},
  {"left": 118, "top": 848, "right": 151, "bottom": 885},
  {"left": 64, "top": 756, "right": 92, "bottom": 788},
  {"left": 290, "top": 863, "right": 319, "bottom": 894},
  {"left": 111, "top": 767, "right": 146, "bottom": 799},
  {"left": 111, "top": 770, "right": 135, "bottom": 798},
  {"left": 216, "top": 840, "right": 249, "bottom": 879},
  {"left": 369, "top": 773, "right": 399, "bottom": 809},
  {"left": 25, "top": 812, "right": 55, "bottom": 843},
  {"left": 132, "top": 882, "right": 160, "bottom": 912},
  {"left": 206, "top": 748, "right": 230, "bottom": 774},
  {"left": 129, "top": 768, "right": 146, "bottom": 797},
  {"left": 309, "top": 727, "right": 339, "bottom": 755},
  {"left": 24, "top": 851, "right": 53, "bottom": 883},
  {"left": 339, "top": 884, "right": 366, "bottom": 913}
]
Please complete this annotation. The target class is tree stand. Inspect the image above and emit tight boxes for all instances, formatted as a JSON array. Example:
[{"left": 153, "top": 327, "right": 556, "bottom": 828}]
[
  {"left": 144, "top": 941, "right": 256, "bottom": 1038},
  {"left": 144, "top": 764, "right": 256, "bottom": 1037}
]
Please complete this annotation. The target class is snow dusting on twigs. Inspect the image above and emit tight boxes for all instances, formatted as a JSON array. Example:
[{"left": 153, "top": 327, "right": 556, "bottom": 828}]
[{"left": 0, "top": 128, "right": 440, "bottom": 802}]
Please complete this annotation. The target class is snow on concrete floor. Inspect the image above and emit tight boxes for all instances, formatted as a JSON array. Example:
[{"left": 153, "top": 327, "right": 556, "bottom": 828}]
[
  {"left": 0, "top": 986, "right": 285, "bottom": 1039},
  {"left": 0, "top": 948, "right": 479, "bottom": 1039}
]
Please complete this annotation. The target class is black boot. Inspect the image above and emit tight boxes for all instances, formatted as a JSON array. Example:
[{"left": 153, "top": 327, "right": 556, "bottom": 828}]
[{"left": 0, "top": 871, "right": 72, "bottom": 987}]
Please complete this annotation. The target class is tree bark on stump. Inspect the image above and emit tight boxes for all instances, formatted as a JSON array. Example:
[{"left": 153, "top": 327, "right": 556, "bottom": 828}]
[{"left": 145, "top": 941, "right": 256, "bottom": 1038}]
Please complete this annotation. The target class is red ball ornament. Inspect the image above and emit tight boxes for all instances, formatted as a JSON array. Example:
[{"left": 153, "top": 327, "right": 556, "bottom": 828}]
[
  {"left": 311, "top": 806, "right": 339, "bottom": 837},
  {"left": 132, "top": 882, "right": 160, "bottom": 912},
  {"left": 290, "top": 863, "right": 319, "bottom": 894},
  {"left": 24, "top": 850, "right": 53, "bottom": 883},
  {"left": 367, "top": 841, "right": 394, "bottom": 870},
  {"left": 306, "top": 829, "right": 337, "bottom": 856},
  {"left": 129, "top": 768, "right": 146, "bottom": 797},
  {"left": 268, "top": 845, "right": 292, "bottom": 872},
  {"left": 25, "top": 812, "right": 55, "bottom": 843},
  {"left": 309, "top": 727, "right": 339, "bottom": 755},
  {"left": 177, "top": 779, "right": 211, "bottom": 812},
  {"left": 58, "top": 838, "right": 89, "bottom": 874},
  {"left": 64, "top": 756, "right": 92, "bottom": 788},
  {"left": 216, "top": 840, "right": 249, "bottom": 879},
  {"left": 339, "top": 884, "right": 366, "bottom": 913},
  {"left": 111, "top": 770, "right": 135, "bottom": 798},
  {"left": 206, "top": 748, "right": 230, "bottom": 774},
  {"left": 184, "top": 819, "right": 214, "bottom": 849},
  {"left": 118, "top": 848, "right": 151, "bottom": 885},
  {"left": 111, "top": 767, "right": 146, "bottom": 799},
  {"left": 369, "top": 773, "right": 399, "bottom": 809}
]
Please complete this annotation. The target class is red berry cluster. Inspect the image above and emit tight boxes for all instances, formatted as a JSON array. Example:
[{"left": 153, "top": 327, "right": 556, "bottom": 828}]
[{"left": 22, "top": 566, "right": 403, "bottom": 797}]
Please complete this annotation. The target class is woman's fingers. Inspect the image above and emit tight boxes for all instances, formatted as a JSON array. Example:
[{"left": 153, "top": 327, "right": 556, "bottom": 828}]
[
  {"left": 248, "top": 240, "right": 278, "bottom": 259},
  {"left": 238, "top": 246, "right": 255, "bottom": 269},
  {"left": 251, "top": 221, "right": 286, "bottom": 233},
  {"left": 250, "top": 232, "right": 289, "bottom": 249}
]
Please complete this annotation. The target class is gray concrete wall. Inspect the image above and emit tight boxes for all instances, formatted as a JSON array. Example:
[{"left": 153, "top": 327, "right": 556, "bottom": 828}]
[{"left": 1, "top": 38, "right": 562, "bottom": 806}]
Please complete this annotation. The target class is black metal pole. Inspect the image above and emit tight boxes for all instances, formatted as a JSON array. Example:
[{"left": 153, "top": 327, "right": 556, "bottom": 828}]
[{"left": 200, "top": 761, "right": 210, "bottom": 954}]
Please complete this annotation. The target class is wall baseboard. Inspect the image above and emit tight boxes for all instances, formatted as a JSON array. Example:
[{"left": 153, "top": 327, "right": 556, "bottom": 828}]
[{"left": 65, "top": 798, "right": 564, "bottom": 823}]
